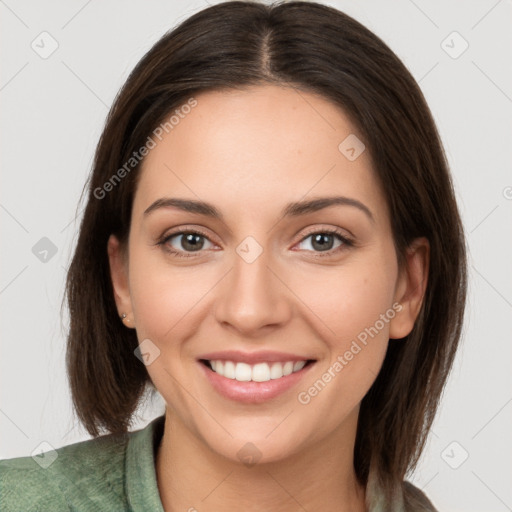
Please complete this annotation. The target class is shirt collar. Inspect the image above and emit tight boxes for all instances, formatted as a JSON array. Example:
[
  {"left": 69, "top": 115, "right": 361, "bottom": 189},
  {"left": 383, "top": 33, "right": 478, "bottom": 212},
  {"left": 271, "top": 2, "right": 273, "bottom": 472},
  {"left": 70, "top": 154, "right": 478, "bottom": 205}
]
[{"left": 126, "top": 414, "right": 166, "bottom": 512}]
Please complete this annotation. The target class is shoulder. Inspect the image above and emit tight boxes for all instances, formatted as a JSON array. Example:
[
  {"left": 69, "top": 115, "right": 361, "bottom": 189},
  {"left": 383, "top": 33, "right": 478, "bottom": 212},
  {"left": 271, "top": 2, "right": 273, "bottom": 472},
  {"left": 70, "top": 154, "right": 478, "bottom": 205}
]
[{"left": 0, "top": 428, "right": 131, "bottom": 512}]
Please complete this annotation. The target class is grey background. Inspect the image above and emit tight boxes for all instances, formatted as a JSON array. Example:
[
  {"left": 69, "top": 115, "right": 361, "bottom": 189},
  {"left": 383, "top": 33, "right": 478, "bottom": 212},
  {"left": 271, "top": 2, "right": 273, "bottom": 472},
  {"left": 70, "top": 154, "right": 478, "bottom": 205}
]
[{"left": 1, "top": 0, "right": 511, "bottom": 510}]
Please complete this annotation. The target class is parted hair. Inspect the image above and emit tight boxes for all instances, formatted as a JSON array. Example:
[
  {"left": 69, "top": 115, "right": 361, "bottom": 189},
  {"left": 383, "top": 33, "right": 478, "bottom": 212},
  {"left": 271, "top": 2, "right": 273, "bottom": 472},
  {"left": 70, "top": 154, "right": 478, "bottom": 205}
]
[{"left": 64, "top": 1, "right": 467, "bottom": 508}]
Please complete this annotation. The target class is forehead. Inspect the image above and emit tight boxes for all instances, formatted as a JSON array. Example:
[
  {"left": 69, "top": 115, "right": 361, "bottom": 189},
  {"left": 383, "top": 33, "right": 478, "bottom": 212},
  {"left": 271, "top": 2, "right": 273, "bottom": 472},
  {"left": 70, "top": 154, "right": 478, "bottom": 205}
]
[{"left": 134, "top": 85, "right": 386, "bottom": 222}]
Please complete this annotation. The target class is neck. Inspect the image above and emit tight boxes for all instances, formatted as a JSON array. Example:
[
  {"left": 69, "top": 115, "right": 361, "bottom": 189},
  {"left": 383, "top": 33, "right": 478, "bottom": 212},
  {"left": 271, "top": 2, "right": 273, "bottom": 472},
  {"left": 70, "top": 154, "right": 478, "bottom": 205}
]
[{"left": 155, "top": 408, "right": 366, "bottom": 512}]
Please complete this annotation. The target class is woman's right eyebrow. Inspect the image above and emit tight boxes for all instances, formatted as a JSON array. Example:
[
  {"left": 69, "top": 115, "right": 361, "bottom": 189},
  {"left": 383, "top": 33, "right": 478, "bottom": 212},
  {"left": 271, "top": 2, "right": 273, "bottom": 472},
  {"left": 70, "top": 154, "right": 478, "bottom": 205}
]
[
  {"left": 143, "top": 196, "right": 374, "bottom": 224},
  {"left": 144, "top": 197, "right": 221, "bottom": 219}
]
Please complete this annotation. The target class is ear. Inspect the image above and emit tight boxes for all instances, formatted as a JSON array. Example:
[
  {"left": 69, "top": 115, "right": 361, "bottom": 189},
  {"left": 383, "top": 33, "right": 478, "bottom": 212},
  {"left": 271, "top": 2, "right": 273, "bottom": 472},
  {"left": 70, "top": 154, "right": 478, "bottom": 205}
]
[
  {"left": 389, "top": 237, "right": 429, "bottom": 339},
  {"left": 107, "top": 234, "right": 135, "bottom": 329}
]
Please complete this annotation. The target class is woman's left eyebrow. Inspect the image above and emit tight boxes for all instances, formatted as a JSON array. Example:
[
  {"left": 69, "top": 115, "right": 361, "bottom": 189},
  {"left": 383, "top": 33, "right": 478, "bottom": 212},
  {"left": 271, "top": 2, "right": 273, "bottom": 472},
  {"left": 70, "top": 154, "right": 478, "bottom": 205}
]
[
  {"left": 143, "top": 195, "right": 374, "bottom": 223},
  {"left": 282, "top": 196, "right": 374, "bottom": 223}
]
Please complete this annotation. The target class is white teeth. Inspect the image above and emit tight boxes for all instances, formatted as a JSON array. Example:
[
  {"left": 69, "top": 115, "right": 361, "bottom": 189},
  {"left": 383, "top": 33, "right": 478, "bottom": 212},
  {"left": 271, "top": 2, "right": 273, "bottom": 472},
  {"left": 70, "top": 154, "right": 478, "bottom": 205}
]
[
  {"left": 283, "top": 361, "right": 294, "bottom": 376},
  {"left": 235, "top": 362, "right": 252, "bottom": 381},
  {"left": 252, "top": 363, "right": 270, "bottom": 382},
  {"left": 223, "top": 360, "right": 236, "bottom": 379},
  {"left": 293, "top": 361, "right": 306, "bottom": 372},
  {"left": 208, "top": 359, "right": 309, "bottom": 382},
  {"left": 270, "top": 362, "right": 284, "bottom": 379}
]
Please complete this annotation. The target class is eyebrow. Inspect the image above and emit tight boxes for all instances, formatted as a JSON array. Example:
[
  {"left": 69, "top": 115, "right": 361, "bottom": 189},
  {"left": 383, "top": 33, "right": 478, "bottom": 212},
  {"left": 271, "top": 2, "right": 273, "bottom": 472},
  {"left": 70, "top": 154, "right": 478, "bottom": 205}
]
[{"left": 143, "top": 196, "right": 374, "bottom": 223}]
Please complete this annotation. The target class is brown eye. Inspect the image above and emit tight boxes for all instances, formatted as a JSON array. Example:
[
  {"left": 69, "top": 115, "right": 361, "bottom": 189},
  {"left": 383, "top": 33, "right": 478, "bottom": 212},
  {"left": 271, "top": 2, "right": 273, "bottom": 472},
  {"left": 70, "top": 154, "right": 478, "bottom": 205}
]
[
  {"left": 171, "top": 232, "right": 207, "bottom": 252},
  {"left": 159, "top": 229, "right": 215, "bottom": 258},
  {"left": 295, "top": 229, "right": 353, "bottom": 257}
]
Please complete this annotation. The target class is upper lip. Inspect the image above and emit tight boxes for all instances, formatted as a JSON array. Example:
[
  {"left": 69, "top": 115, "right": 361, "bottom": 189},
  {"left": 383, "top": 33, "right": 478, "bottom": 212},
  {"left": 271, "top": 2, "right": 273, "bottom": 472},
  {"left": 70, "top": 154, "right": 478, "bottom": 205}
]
[{"left": 198, "top": 350, "right": 316, "bottom": 364}]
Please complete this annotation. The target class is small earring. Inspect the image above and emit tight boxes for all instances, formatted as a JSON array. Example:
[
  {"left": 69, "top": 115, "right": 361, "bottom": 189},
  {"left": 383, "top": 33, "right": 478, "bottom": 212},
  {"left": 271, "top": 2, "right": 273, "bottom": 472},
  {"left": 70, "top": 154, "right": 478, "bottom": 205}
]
[{"left": 120, "top": 313, "right": 127, "bottom": 321}]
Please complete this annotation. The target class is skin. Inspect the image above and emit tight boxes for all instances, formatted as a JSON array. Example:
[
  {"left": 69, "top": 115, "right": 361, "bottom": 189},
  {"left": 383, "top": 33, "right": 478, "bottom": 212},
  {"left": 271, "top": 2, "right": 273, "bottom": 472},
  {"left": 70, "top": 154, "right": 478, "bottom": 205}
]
[{"left": 108, "top": 84, "right": 429, "bottom": 511}]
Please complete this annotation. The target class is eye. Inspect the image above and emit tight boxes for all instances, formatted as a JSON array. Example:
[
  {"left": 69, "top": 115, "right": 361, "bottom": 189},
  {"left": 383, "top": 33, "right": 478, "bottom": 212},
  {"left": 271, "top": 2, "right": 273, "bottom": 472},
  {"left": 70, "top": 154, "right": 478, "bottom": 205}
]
[
  {"left": 295, "top": 228, "right": 353, "bottom": 257},
  {"left": 157, "top": 227, "right": 353, "bottom": 259},
  {"left": 158, "top": 229, "right": 216, "bottom": 258}
]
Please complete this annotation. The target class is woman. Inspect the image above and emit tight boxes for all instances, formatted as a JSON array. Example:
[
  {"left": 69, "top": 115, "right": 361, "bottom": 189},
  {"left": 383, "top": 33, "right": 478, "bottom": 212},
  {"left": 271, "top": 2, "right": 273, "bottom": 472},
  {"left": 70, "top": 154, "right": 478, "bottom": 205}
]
[{"left": 0, "top": 1, "right": 466, "bottom": 511}]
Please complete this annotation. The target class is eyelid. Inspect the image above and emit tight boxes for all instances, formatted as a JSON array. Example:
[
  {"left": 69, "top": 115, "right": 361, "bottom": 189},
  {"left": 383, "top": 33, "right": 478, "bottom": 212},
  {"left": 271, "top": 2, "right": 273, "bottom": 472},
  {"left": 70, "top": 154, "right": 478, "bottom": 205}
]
[
  {"left": 296, "top": 224, "right": 353, "bottom": 243},
  {"left": 158, "top": 225, "right": 217, "bottom": 244}
]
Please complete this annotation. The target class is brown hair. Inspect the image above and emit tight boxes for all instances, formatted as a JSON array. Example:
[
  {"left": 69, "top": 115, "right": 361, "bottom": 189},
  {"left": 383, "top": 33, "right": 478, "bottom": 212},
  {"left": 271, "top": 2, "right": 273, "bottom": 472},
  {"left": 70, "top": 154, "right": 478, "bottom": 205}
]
[{"left": 64, "top": 0, "right": 467, "bottom": 507}]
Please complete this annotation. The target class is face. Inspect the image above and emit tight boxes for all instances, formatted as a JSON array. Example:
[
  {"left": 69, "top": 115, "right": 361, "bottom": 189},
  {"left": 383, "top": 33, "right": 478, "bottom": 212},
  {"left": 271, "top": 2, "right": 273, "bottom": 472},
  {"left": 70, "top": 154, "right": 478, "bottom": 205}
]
[{"left": 108, "top": 84, "right": 427, "bottom": 464}]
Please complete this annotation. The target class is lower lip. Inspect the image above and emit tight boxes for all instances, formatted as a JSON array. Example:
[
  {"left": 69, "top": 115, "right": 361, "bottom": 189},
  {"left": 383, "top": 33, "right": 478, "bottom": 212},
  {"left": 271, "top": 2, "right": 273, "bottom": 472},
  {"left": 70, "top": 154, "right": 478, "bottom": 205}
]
[{"left": 197, "top": 360, "right": 316, "bottom": 404}]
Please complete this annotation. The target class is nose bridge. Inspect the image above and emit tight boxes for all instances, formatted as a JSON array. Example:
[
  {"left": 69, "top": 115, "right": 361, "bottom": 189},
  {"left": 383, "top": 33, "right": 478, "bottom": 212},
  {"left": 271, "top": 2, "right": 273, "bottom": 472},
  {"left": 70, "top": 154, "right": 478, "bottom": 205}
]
[{"left": 214, "top": 237, "right": 289, "bottom": 333}]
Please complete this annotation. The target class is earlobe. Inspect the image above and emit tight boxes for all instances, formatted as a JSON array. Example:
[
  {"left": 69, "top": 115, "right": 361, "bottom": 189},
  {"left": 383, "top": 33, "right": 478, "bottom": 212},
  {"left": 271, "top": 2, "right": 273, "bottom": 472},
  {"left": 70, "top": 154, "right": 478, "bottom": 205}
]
[
  {"left": 107, "top": 234, "right": 135, "bottom": 328},
  {"left": 389, "top": 237, "right": 429, "bottom": 340}
]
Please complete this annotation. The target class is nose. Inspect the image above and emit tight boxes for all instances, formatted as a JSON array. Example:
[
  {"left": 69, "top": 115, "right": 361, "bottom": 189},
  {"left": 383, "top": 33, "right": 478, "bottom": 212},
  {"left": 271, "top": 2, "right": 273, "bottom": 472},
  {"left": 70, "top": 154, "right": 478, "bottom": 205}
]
[{"left": 213, "top": 248, "right": 292, "bottom": 337}]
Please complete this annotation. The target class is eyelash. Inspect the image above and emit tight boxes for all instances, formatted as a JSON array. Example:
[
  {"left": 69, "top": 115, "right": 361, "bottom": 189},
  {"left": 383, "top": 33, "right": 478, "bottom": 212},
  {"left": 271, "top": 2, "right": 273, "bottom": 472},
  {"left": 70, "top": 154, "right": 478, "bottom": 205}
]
[{"left": 157, "top": 227, "right": 354, "bottom": 259}]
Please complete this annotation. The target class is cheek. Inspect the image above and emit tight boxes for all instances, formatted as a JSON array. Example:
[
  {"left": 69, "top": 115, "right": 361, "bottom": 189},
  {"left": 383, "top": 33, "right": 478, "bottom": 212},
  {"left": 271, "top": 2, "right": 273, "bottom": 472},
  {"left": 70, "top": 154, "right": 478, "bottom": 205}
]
[
  {"left": 290, "top": 257, "right": 397, "bottom": 346},
  {"left": 129, "top": 260, "right": 214, "bottom": 341},
  {"left": 127, "top": 240, "right": 234, "bottom": 367},
  {"left": 290, "top": 264, "right": 396, "bottom": 429},
  {"left": 289, "top": 253, "right": 397, "bottom": 392}
]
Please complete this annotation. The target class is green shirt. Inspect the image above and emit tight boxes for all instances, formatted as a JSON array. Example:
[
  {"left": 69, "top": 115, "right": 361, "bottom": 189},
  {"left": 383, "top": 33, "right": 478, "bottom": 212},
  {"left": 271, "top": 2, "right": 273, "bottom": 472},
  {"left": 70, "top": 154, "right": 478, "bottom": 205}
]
[
  {"left": 0, "top": 414, "right": 437, "bottom": 511},
  {"left": 0, "top": 415, "right": 166, "bottom": 512}
]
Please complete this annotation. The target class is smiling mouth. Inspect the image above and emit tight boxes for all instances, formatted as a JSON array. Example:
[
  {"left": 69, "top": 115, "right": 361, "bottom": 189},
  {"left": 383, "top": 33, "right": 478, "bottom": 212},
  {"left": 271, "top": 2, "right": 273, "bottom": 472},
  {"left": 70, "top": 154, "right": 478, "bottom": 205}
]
[{"left": 199, "top": 359, "right": 316, "bottom": 383}]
